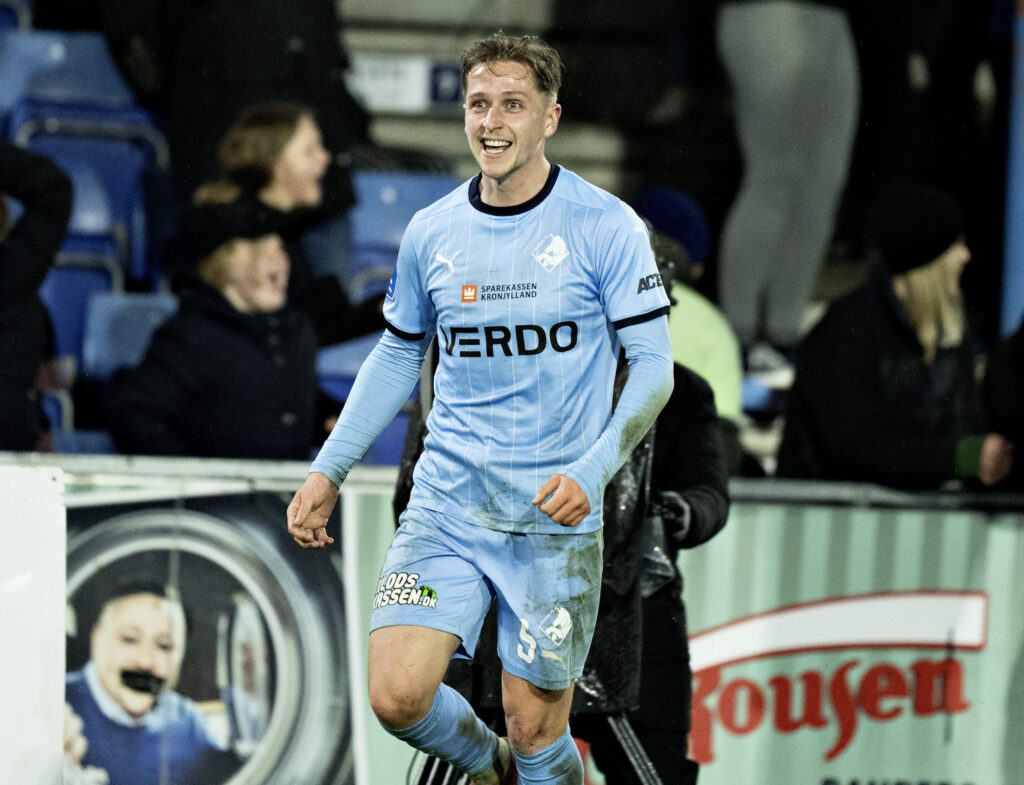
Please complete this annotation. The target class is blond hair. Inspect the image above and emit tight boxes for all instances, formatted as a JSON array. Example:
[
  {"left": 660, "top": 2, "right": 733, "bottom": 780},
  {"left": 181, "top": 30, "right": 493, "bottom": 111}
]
[
  {"left": 892, "top": 252, "right": 965, "bottom": 363},
  {"left": 194, "top": 240, "right": 243, "bottom": 289}
]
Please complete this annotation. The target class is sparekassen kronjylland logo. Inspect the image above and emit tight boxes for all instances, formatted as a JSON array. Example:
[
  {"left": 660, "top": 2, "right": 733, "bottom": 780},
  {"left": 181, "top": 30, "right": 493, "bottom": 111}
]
[{"left": 688, "top": 591, "right": 987, "bottom": 763}]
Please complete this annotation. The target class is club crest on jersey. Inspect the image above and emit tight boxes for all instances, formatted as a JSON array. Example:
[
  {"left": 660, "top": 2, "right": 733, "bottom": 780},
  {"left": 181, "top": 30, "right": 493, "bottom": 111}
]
[
  {"left": 531, "top": 234, "right": 569, "bottom": 272},
  {"left": 541, "top": 607, "right": 573, "bottom": 645}
]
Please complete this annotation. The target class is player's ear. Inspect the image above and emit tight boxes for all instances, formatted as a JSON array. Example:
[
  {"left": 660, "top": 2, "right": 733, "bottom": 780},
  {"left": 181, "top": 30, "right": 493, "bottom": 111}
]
[{"left": 544, "top": 102, "right": 561, "bottom": 137}]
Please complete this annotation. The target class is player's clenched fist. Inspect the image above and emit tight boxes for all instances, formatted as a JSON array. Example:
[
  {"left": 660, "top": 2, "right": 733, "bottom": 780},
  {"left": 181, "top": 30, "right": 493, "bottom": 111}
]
[{"left": 532, "top": 473, "right": 591, "bottom": 527}]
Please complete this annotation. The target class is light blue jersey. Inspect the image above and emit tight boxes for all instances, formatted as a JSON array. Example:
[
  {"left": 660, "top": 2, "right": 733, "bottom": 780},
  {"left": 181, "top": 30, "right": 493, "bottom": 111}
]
[{"left": 384, "top": 166, "right": 671, "bottom": 534}]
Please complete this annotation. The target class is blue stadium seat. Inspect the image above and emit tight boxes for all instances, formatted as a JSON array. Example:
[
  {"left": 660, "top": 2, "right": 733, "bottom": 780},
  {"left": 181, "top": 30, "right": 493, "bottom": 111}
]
[
  {"left": 362, "top": 411, "right": 409, "bottom": 465},
  {"left": 81, "top": 291, "right": 178, "bottom": 382},
  {"left": 349, "top": 170, "right": 462, "bottom": 299},
  {"left": 0, "top": 28, "right": 64, "bottom": 130},
  {"left": 316, "top": 333, "right": 415, "bottom": 465},
  {"left": 51, "top": 428, "right": 118, "bottom": 454},
  {"left": 0, "top": 0, "right": 30, "bottom": 31},
  {"left": 2, "top": 30, "right": 170, "bottom": 284},
  {"left": 4, "top": 31, "right": 165, "bottom": 148},
  {"left": 37, "top": 154, "right": 123, "bottom": 367},
  {"left": 54, "top": 152, "right": 123, "bottom": 269},
  {"left": 38, "top": 263, "right": 118, "bottom": 364},
  {"left": 30, "top": 135, "right": 150, "bottom": 280}
]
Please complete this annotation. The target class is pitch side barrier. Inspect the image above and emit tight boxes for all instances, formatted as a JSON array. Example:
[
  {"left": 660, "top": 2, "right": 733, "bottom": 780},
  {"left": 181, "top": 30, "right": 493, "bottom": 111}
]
[
  {"left": 682, "top": 478, "right": 1024, "bottom": 785},
  {"left": 2, "top": 453, "right": 1022, "bottom": 785}
]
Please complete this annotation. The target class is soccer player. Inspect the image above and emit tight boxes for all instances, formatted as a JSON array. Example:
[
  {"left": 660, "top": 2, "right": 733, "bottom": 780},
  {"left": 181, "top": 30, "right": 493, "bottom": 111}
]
[{"left": 287, "top": 31, "right": 674, "bottom": 785}]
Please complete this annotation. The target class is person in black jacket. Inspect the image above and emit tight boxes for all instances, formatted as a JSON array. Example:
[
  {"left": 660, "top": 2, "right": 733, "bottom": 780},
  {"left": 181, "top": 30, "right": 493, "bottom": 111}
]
[
  {"left": 0, "top": 143, "right": 73, "bottom": 451},
  {"left": 984, "top": 315, "right": 1024, "bottom": 489},
  {"left": 571, "top": 360, "right": 729, "bottom": 785},
  {"left": 777, "top": 179, "right": 1015, "bottom": 488},
  {"left": 108, "top": 198, "right": 336, "bottom": 459},
  {"left": 189, "top": 101, "right": 386, "bottom": 348}
]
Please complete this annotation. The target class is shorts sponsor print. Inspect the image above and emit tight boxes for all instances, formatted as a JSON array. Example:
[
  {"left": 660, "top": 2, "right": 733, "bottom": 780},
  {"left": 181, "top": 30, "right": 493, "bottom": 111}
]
[
  {"left": 370, "top": 508, "right": 602, "bottom": 690},
  {"left": 372, "top": 571, "right": 439, "bottom": 610}
]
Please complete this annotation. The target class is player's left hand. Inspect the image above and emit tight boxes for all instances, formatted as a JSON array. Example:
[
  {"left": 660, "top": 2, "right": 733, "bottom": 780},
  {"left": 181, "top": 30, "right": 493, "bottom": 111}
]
[{"left": 532, "top": 474, "right": 590, "bottom": 527}]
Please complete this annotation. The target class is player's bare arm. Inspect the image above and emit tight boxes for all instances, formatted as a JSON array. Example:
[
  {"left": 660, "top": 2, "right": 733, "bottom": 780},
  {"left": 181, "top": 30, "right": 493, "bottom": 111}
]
[
  {"left": 287, "top": 471, "right": 339, "bottom": 548},
  {"left": 532, "top": 474, "right": 590, "bottom": 527}
]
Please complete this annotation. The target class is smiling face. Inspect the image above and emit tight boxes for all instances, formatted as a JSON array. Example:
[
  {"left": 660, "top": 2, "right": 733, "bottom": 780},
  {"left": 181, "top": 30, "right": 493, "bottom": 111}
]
[
  {"left": 464, "top": 60, "right": 561, "bottom": 206},
  {"left": 220, "top": 234, "right": 290, "bottom": 314},
  {"left": 90, "top": 593, "right": 187, "bottom": 719},
  {"left": 267, "top": 114, "right": 330, "bottom": 210}
]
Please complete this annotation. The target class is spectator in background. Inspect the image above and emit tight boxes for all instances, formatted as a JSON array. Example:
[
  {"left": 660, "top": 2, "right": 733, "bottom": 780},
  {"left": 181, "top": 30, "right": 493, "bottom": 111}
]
[
  {"left": 634, "top": 186, "right": 750, "bottom": 475},
  {"left": 65, "top": 582, "right": 237, "bottom": 785},
  {"left": 163, "top": 0, "right": 368, "bottom": 199},
  {"left": 0, "top": 143, "right": 72, "bottom": 452},
  {"left": 108, "top": 198, "right": 336, "bottom": 459},
  {"left": 777, "top": 179, "right": 1014, "bottom": 489},
  {"left": 191, "top": 102, "right": 386, "bottom": 347},
  {"left": 984, "top": 315, "right": 1024, "bottom": 489},
  {"left": 715, "top": 0, "right": 859, "bottom": 377}
]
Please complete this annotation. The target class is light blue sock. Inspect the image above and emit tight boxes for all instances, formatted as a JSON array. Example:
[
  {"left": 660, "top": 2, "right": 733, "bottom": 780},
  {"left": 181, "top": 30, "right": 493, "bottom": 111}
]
[
  {"left": 512, "top": 726, "right": 583, "bottom": 785},
  {"left": 384, "top": 683, "right": 498, "bottom": 777}
]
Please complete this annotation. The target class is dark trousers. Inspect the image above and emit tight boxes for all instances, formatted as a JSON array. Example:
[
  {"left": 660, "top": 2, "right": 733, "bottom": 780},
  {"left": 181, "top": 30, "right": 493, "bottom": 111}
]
[{"left": 573, "top": 586, "right": 698, "bottom": 785}]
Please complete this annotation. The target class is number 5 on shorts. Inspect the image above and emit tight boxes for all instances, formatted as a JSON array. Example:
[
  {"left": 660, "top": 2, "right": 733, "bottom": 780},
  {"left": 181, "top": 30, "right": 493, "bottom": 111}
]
[{"left": 517, "top": 618, "right": 537, "bottom": 663}]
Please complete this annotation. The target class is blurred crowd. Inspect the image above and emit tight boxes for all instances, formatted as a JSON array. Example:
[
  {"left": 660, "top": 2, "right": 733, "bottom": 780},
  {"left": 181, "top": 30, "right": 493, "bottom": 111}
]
[{"left": 2, "top": 0, "right": 1022, "bottom": 493}]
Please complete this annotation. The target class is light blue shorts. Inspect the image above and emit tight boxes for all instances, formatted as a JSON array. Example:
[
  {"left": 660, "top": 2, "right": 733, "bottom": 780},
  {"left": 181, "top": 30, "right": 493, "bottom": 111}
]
[{"left": 370, "top": 506, "right": 603, "bottom": 691}]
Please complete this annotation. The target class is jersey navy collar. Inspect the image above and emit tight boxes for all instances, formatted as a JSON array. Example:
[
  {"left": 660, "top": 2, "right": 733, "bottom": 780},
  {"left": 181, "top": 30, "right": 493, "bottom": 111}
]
[{"left": 468, "top": 165, "right": 561, "bottom": 216}]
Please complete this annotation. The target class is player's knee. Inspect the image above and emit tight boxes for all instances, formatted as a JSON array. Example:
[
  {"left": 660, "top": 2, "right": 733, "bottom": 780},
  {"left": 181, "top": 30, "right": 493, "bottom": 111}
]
[
  {"left": 504, "top": 709, "right": 562, "bottom": 755},
  {"left": 369, "top": 680, "right": 433, "bottom": 730}
]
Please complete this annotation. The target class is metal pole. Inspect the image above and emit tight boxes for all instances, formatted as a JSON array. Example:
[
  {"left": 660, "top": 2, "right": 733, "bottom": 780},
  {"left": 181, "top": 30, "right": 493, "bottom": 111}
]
[
  {"left": 605, "top": 714, "right": 665, "bottom": 785},
  {"left": 1001, "top": 0, "right": 1024, "bottom": 335}
]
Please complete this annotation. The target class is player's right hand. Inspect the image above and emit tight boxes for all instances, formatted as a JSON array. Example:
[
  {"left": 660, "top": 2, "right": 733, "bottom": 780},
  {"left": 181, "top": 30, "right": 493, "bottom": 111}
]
[{"left": 287, "top": 472, "right": 340, "bottom": 549}]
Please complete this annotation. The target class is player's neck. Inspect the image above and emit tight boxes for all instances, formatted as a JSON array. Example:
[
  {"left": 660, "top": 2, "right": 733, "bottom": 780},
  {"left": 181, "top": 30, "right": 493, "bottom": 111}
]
[{"left": 478, "top": 158, "right": 551, "bottom": 208}]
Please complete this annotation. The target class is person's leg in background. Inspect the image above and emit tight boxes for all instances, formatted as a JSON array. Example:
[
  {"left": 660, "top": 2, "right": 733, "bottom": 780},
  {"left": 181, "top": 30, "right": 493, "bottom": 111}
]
[
  {"left": 626, "top": 587, "right": 698, "bottom": 784},
  {"left": 571, "top": 587, "right": 697, "bottom": 785},
  {"left": 762, "top": 4, "right": 859, "bottom": 348},
  {"left": 716, "top": 2, "right": 859, "bottom": 353}
]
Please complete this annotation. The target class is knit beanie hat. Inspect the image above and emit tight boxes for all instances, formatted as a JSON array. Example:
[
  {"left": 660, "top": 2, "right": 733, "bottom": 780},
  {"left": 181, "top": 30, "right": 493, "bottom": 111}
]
[
  {"left": 164, "top": 197, "right": 285, "bottom": 283},
  {"left": 633, "top": 186, "right": 711, "bottom": 267},
  {"left": 873, "top": 179, "right": 965, "bottom": 275}
]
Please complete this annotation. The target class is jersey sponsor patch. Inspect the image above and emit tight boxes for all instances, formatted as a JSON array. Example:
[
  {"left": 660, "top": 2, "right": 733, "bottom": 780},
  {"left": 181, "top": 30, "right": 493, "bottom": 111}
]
[
  {"left": 636, "top": 272, "right": 664, "bottom": 293},
  {"left": 440, "top": 321, "right": 579, "bottom": 357},
  {"left": 461, "top": 284, "right": 478, "bottom": 302}
]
